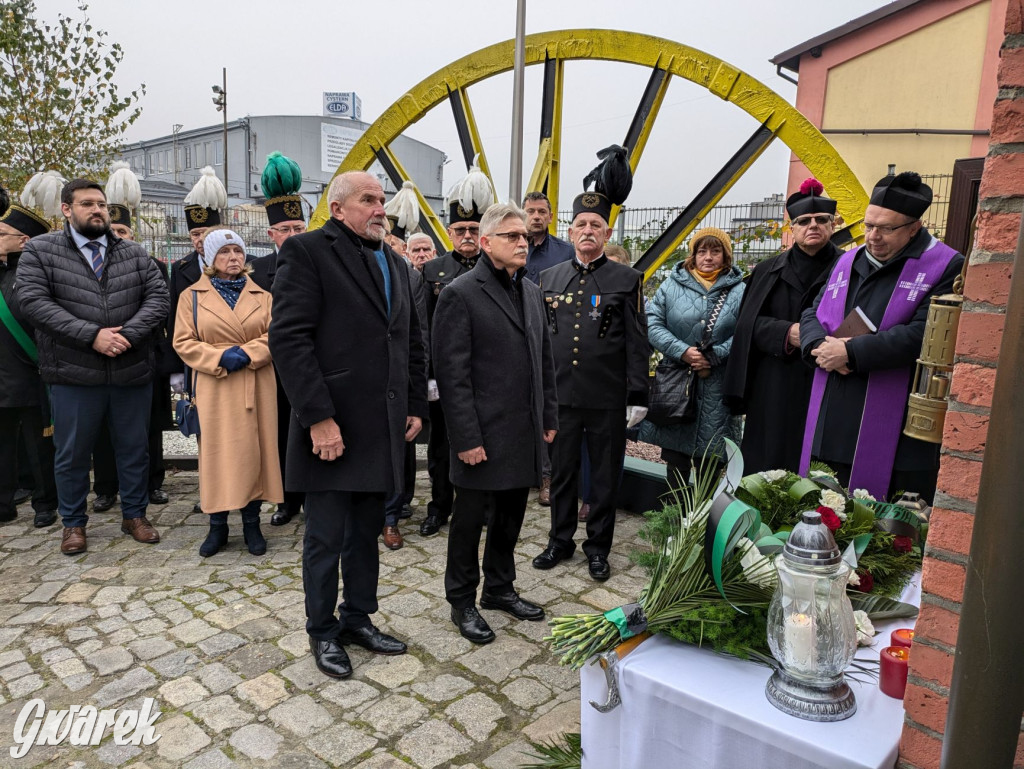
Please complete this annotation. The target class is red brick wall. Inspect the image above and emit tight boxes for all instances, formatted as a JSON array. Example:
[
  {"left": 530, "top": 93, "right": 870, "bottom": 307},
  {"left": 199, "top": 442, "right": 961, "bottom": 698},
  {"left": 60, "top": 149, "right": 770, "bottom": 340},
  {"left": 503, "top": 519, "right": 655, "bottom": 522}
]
[{"left": 897, "top": 2, "right": 1024, "bottom": 765}]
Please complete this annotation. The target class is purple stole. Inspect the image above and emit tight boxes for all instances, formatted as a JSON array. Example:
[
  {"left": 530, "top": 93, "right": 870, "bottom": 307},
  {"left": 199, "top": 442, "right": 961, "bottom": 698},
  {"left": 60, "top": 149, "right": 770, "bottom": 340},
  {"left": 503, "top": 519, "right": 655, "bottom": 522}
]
[{"left": 799, "top": 238, "right": 958, "bottom": 497}]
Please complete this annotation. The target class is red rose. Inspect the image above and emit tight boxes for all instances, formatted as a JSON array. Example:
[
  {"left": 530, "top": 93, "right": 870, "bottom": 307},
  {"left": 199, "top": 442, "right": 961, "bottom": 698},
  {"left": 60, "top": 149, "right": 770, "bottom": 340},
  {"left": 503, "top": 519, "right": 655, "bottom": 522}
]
[
  {"left": 853, "top": 570, "right": 874, "bottom": 593},
  {"left": 816, "top": 506, "right": 841, "bottom": 532},
  {"left": 893, "top": 536, "right": 914, "bottom": 554}
]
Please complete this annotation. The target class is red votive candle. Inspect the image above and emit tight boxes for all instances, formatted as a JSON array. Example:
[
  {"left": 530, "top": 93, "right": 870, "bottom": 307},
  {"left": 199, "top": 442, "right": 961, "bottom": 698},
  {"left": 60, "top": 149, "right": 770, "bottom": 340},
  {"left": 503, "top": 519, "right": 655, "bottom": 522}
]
[
  {"left": 880, "top": 646, "right": 910, "bottom": 699},
  {"left": 891, "top": 628, "right": 915, "bottom": 648}
]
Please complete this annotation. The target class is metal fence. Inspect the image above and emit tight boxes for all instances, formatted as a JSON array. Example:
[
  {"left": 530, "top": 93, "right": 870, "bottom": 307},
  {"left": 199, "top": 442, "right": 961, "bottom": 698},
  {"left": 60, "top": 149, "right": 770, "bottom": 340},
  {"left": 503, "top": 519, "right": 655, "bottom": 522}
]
[{"left": 133, "top": 201, "right": 279, "bottom": 266}]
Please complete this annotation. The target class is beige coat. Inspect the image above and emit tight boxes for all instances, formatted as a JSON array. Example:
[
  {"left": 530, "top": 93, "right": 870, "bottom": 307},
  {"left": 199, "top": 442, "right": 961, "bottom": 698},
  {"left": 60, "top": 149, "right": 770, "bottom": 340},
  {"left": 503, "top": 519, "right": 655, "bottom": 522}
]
[{"left": 173, "top": 274, "right": 283, "bottom": 512}]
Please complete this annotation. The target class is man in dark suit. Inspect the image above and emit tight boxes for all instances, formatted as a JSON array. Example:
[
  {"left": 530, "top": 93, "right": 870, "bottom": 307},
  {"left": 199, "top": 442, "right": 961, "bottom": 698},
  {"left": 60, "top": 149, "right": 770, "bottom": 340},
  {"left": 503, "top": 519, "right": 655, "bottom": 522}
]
[
  {"left": 269, "top": 171, "right": 427, "bottom": 679},
  {"left": 432, "top": 203, "right": 558, "bottom": 644}
]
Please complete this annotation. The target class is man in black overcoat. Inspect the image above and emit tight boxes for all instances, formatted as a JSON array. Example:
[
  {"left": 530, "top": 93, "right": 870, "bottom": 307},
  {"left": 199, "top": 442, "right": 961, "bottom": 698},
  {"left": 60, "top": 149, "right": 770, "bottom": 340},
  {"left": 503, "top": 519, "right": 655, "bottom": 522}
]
[
  {"left": 432, "top": 203, "right": 557, "bottom": 645},
  {"left": 269, "top": 171, "right": 427, "bottom": 679},
  {"left": 723, "top": 179, "right": 842, "bottom": 474}
]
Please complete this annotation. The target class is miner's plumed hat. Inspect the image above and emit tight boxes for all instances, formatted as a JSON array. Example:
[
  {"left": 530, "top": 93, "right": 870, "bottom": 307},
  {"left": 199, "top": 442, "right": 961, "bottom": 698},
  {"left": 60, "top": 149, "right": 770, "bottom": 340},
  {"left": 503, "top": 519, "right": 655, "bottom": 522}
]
[
  {"left": 786, "top": 177, "right": 837, "bottom": 219},
  {"left": 0, "top": 203, "right": 50, "bottom": 239},
  {"left": 446, "top": 155, "right": 492, "bottom": 225},
  {"left": 184, "top": 167, "right": 227, "bottom": 231},
  {"left": 572, "top": 145, "right": 633, "bottom": 223},
  {"left": 870, "top": 171, "right": 932, "bottom": 219},
  {"left": 261, "top": 152, "right": 306, "bottom": 226}
]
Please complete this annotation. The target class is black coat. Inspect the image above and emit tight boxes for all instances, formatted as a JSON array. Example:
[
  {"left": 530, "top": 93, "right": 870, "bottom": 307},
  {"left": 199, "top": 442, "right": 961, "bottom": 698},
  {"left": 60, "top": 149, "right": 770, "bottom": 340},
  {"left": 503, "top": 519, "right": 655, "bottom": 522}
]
[
  {"left": 249, "top": 251, "right": 277, "bottom": 293},
  {"left": 540, "top": 256, "right": 649, "bottom": 409},
  {"left": 268, "top": 218, "right": 428, "bottom": 494},
  {"left": 432, "top": 255, "right": 557, "bottom": 490},
  {"left": 0, "top": 253, "right": 43, "bottom": 407},
  {"left": 167, "top": 251, "right": 203, "bottom": 369},
  {"left": 18, "top": 225, "right": 169, "bottom": 386},
  {"left": 724, "top": 242, "right": 840, "bottom": 473},
  {"left": 799, "top": 230, "right": 964, "bottom": 470}
]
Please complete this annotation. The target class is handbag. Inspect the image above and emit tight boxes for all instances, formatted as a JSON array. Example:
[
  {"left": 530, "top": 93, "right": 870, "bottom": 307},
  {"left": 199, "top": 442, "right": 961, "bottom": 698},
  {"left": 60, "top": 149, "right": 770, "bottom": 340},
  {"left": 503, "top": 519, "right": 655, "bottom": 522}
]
[
  {"left": 645, "top": 287, "right": 731, "bottom": 427},
  {"left": 175, "top": 291, "right": 200, "bottom": 438}
]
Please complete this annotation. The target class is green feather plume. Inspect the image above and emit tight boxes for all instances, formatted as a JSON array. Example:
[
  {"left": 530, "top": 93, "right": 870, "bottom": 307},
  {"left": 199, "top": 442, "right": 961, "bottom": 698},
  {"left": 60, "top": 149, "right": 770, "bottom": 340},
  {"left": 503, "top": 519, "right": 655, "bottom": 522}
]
[{"left": 261, "top": 152, "right": 302, "bottom": 199}]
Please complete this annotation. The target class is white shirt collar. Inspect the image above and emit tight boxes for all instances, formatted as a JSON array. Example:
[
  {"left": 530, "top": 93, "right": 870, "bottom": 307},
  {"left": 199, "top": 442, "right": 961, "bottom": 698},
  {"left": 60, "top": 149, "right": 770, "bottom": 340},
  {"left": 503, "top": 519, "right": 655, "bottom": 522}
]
[{"left": 70, "top": 226, "right": 109, "bottom": 253}]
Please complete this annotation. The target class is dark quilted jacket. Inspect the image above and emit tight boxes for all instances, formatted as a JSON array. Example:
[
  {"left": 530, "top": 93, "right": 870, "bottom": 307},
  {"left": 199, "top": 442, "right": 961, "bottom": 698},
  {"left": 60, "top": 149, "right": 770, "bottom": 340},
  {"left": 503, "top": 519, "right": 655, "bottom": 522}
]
[{"left": 17, "top": 225, "right": 170, "bottom": 386}]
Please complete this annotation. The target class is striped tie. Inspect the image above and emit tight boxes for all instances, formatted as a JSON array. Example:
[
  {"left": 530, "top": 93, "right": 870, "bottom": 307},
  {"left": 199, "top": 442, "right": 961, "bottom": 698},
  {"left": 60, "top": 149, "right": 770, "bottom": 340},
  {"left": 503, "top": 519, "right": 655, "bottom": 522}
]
[{"left": 85, "top": 241, "right": 103, "bottom": 279}]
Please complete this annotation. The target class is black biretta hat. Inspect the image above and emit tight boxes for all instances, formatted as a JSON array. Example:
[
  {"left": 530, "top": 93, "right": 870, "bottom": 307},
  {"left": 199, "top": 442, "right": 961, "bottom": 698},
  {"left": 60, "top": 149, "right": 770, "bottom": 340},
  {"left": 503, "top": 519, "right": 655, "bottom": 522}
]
[{"left": 870, "top": 172, "right": 932, "bottom": 219}]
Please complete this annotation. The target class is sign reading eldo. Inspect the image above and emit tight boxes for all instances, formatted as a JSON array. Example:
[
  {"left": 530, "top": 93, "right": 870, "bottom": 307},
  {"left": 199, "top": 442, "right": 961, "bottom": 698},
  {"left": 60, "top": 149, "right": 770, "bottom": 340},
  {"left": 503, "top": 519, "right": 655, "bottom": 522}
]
[{"left": 322, "top": 92, "right": 362, "bottom": 120}]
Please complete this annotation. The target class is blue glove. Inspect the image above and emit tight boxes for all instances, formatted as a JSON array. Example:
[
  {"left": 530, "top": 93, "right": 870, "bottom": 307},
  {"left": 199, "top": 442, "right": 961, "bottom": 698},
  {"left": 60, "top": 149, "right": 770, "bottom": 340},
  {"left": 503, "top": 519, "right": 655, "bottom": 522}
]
[{"left": 219, "top": 346, "right": 251, "bottom": 373}]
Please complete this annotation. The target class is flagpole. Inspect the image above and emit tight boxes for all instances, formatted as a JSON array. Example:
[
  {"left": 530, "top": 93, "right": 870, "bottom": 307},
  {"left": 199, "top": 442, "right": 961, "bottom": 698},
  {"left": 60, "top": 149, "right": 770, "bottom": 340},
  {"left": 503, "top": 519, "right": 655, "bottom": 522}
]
[{"left": 509, "top": 0, "right": 526, "bottom": 203}]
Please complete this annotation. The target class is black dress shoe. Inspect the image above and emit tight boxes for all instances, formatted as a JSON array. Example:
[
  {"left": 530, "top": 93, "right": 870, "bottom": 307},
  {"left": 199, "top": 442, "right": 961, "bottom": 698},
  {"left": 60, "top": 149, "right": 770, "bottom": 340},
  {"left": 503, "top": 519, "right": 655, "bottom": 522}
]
[
  {"left": 451, "top": 606, "right": 495, "bottom": 645},
  {"left": 309, "top": 637, "right": 352, "bottom": 679},
  {"left": 33, "top": 509, "right": 58, "bottom": 528},
  {"left": 419, "top": 514, "right": 447, "bottom": 537},
  {"left": 338, "top": 625, "right": 407, "bottom": 655},
  {"left": 270, "top": 508, "right": 293, "bottom": 526},
  {"left": 532, "top": 545, "right": 572, "bottom": 570},
  {"left": 149, "top": 488, "right": 169, "bottom": 505},
  {"left": 588, "top": 554, "right": 611, "bottom": 581},
  {"left": 480, "top": 591, "right": 545, "bottom": 621},
  {"left": 399, "top": 504, "right": 413, "bottom": 520},
  {"left": 13, "top": 488, "right": 32, "bottom": 505},
  {"left": 92, "top": 494, "right": 117, "bottom": 513},
  {"left": 192, "top": 501, "right": 203, "bottom": 515}
]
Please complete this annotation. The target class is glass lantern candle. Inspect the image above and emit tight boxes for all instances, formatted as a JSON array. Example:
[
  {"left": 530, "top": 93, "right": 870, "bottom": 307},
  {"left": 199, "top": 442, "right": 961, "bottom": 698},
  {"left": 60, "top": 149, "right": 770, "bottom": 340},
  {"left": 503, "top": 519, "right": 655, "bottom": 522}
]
[{"left": 765, "top": 510, "right": 858, "bottom": 721}]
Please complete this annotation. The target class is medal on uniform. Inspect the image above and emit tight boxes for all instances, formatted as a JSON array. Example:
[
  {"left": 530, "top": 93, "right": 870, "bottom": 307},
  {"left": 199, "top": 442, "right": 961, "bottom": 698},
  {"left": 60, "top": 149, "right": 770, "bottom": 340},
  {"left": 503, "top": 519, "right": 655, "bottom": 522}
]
[{"left": 590, "top": 294, "right": 601, "bottom": 320}]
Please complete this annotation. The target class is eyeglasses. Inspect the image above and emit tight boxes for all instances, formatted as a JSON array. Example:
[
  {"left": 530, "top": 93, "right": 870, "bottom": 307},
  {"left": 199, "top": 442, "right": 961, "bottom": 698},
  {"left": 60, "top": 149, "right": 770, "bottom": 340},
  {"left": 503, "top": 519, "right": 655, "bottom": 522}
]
[
  {"left": 792, "top": 214, "right": 834, "bottom": 227},
  {"left": 490, "top": 231, "right": 529, "bottom": 244},
  {"left": 863, "top": 221, "right": 915, "bottom": 235},
  {"left": 450, "top": 226, "right": 480, "bottom": 236},
  {"left": 270, "top": 225, "right": 306, "bottom": 234}
]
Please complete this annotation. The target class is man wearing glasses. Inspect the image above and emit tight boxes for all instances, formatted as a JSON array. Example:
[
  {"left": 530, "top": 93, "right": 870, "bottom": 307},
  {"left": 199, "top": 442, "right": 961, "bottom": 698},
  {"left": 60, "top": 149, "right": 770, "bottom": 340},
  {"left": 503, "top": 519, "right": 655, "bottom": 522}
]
[
  {"left": 798, "top": 172, "right": 964, "bottom": 502},
  {"left": 420, "top": 196, "right": 487, "bottom": 537},
  {"left": 724, "top": 178, "right": 842, "bottom": 474}
]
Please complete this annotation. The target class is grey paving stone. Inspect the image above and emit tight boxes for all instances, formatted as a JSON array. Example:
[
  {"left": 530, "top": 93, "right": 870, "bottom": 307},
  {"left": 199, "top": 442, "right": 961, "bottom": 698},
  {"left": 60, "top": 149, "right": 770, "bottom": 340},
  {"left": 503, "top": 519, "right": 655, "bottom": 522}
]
[
  {"left": 7, "top": 673, "right": 44, "bottom": 697},
  {"left": 20, "top": 581, "right": 66, "bottom": 603},
  {"left": 0, "top": 661, "right": 33, "bottom": 681},
  {"left": 149, "top": 649, "right": 201, "bottom": 677},
  {"left": 276, "top": 629, "right": 309, "bottom": 658},
  {"left": 305, "top": 724, "right": 377, "bottom": 766},
  {"left": 362, "top": 653, "right": 424, "bottom": 688},
  {"left": 279, "top": 657, "right": 322, "bottom": 690},
  {"left": 0, "top": 650, "right": 25, "bottom": 668},
  {"left": 95, "top": 743, "right": 142, "bottom": 765},
  {"left": 86, "top": 646, "right": 134, "bottom": 675},
  {"left": 8, "top": 605, "right": 59, "bottom": 625},
  {"left": 93, "top": 667, "right": 158, "bottom": 707},
  {"left": 44, "top": 605, "right": 94, "bottom": 626},
  {"left": 235, "top": 672, "right": 290, "bottom": 710},
  {"left": 182, "top": 748, "right": 237, "bottom": 769},
  {"left": 224, "top": 642, "right": 287, "bottom": 677},
  {"left": 320, "top": 679, "right": 381, "bottom": 709},
  {"left": 40, "top": 645, "right": 74, "bottom": 664},
  {"left": 411, "top": 673, "right": 476, "bottom": 703},
  {"left": 234, "top": 616, "right": 287, "bottom": 641},
  {"left": 128, "top": 636, "right": 177, "bottom": 661},
  {"left": 170, "top": 619, "right": 219, "bottom": 644},
  {"left": 51, "top": 657, "right": 88, "bottom": 679},
  {"left": 268, "top": 694, "right": 334, "bottom": 737},
  {"left": 159, "top": 676, "right": 210, "bottom": 707},
  {"left": 446, "top": 691, "right": 505, "bottom": 741},
  {"left": 193, "top": 694, "right": 255, "bottom": 732},
  {"left": 360, "top": 694, "right": 428, "bottom": 737},
  {"left": 501, "top": 677, "right": 553, "bottom": 709},
  {"left": 228, "top": 723, "right": 283, "bottom": 760},
  {"left": 195, "top": 662, "right": 243, "bottom": 693},
  {"left": 155, "top": 714, "right": 212, "bottom": 761},
  {"left": 458, "top": 637, "right": 542, "bottom": 683},
  {"left": 482, "top": 739, "right": 536, "bottom": 769},
  {"left": 92, "top": 586, "right": 139, "bottom": 606},
  {"left": 396, "top": 719, "right": 474, "bottom": 768},
  {"left": 197, "top": 632, "right": 246, "bottom": 655}
]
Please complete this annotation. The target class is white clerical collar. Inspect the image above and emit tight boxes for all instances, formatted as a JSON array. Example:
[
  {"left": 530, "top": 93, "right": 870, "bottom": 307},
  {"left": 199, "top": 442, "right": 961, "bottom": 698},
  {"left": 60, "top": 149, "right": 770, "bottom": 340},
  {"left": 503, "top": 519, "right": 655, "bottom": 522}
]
[{"left": 863, "top": 249, "right": 885, "bottom": 271}]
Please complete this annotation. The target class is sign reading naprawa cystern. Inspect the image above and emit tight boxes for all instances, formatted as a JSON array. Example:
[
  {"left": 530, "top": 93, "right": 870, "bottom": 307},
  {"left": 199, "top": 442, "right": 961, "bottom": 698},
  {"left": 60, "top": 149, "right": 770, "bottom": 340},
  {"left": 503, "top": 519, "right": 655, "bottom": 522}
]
[
  {"left": 10, "top": 698, "right": 160, "bottom": 758},
  {"left": 322, "top": 92, "right": 362, "bottom": 120}
]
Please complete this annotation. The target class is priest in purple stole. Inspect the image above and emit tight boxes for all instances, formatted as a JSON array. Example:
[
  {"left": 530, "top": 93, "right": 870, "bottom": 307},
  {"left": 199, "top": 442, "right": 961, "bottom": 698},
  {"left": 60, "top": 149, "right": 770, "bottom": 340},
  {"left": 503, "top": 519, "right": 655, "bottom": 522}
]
[{"left": 798, "top": 172, "right": 964, "bottom": 502}]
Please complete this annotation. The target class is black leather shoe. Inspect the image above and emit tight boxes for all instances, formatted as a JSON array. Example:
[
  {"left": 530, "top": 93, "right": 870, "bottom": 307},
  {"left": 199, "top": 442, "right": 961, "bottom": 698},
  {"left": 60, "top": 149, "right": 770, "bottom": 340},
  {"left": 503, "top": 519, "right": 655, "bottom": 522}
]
[
  {"left": 270, "top": 506, "right": 293, "bottom": 526},
  {"left": 338, "top": 625, "right": 407, "bottom": 655},
  {"left": 33, "top": 509, "right": 57, "bottom": 528},
  {"left": 588, "top": 554, "right": 611, "bottom": 581},
  {"left": 451, "top": 606, "right": 495, "bottom": 645},
  {"left": 309, "top": 637, "right": 352, "bottom": 679},
  {"left": 419, "top": 514, "right": 447, "bottom": 537},
  {"left": 532, "top": 545, "right": 572, "bottom": 570},
  {"left": 149, "top": 488, "right": 169, "bottom": 505},
  {"left": 92, "top": 494, "right": 117, "bottom": 513},
  {"left": 13, "top": 488, "right": 32, "bottom": 505},
  {"left": 399, "top": 504, "right": 413, "bottom": 520},
  {"left": 480, "top": 591, "right": 545, "bottom": 621}
]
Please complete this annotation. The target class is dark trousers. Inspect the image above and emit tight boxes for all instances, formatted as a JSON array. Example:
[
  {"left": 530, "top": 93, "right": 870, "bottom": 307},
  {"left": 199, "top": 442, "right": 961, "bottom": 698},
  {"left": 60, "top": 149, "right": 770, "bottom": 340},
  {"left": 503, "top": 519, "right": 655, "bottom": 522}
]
[
  {"left": 303, "top": 489, "right": 385, "bottom": 639},
  {"left": 50, "top": 383, "right": 151, "bottom": 528},
  {"left": 827, "top": 461, "right": 938, "bottom": 505},
  {"left": 549, "top": 407, "right": 626, "bottom": 558},
  {"left": 384, "top": 440, "right": 417, "bottom": 527},
  {"left": 276, "top": 380, "right": 305, "bottom": 515},
  {"left": 446, "top": 486, "right": 529, "bottom": 608},
  {"left": 662, "top": 447, "right": 723, "bottom": 492},
  {"left": 426, "top": 401, "right": 453, "bottom": 521},
  {"left": 93, "top": 393, "right": 165, "bottom": 496},
  {"left": 0, "top": 406, "right": 57, "bottom": 518}
]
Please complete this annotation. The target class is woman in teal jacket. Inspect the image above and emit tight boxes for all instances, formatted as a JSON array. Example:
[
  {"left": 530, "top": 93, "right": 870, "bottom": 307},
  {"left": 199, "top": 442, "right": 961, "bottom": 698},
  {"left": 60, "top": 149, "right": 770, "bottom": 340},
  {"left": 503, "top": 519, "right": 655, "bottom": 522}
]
[{"left": 639, "top": 227, "right": 745, "bottom": 487}]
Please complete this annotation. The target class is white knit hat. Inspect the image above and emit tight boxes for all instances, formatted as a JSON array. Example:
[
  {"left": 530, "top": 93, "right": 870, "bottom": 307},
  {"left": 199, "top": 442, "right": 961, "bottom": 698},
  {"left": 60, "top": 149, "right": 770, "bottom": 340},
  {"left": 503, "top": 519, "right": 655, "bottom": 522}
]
[{"left": 201, "top": 228, "right": 247, "bottom": 268}]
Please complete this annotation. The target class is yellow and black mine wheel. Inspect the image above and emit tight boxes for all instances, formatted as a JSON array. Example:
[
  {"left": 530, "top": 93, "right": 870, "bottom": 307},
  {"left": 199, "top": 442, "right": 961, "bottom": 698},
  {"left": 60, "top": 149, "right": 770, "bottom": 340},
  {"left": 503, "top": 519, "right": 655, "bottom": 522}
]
[{"left": 311, "top": 29, "right": 868, "bottom": 281}]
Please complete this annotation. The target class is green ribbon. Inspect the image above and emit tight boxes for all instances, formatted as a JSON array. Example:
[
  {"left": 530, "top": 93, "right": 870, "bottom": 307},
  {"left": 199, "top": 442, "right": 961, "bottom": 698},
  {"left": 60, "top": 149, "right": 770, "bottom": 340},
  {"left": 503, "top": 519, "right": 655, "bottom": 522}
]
[
  {"left": 707, "top": 497, "right": 761, "bottom": 600},
  {"left": 0, "top": 290, "right": 37, "bottom": 363},
  {"left": 868, "top": 500, "right": 925, "bottom": 542},
  {"left": 602, "top": 603, "right": 648, "bottom": 641}
]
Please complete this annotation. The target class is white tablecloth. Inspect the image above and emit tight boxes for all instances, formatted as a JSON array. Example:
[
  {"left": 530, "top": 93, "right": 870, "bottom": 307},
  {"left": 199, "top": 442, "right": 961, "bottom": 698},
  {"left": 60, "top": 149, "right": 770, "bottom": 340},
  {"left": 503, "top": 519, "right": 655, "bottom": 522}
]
[{"left": 581, "top": 577, "right": 920, "bottom": 769}]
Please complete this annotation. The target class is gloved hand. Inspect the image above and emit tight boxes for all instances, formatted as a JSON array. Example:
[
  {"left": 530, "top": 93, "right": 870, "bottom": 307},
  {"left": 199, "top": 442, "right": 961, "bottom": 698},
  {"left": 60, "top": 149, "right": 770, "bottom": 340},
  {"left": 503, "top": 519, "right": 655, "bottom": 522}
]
[
  {"left": 170, "top": 373, "right": 185, "bottom": 393},
  {"left": 626, "top": 406, "right": 649, "bottom": 429},
  {"left": 427, "top": 379, "right": 440, "bottom": 402},
  {"left": 219, "top": 346, "right": 251, "bottom": 373}
]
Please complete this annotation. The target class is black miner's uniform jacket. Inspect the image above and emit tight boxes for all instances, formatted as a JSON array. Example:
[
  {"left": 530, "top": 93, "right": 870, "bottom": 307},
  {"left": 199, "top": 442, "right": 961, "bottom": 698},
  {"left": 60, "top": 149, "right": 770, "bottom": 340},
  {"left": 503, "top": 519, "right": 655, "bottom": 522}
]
[{"left": 539, "top": 256, "right": 649, "bottom": 409}]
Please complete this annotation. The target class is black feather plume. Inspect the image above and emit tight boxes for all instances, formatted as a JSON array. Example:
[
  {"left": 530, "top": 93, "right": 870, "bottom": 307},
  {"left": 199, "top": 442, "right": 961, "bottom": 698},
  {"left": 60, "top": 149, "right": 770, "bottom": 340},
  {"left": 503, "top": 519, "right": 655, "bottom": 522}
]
[
  {"left": 582, "top": 144, "right": 632, "bottom": 205},
  {"left": 892, "top": 171, "right": 923, "bottom": 191}
]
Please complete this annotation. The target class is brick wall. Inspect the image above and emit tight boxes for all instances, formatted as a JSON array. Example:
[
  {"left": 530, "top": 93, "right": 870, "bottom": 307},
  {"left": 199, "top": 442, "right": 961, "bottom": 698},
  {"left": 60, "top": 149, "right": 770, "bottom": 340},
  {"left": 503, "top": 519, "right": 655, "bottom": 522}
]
[{"left": 897, "top": 2, "right": 1024, "bottom": 766}]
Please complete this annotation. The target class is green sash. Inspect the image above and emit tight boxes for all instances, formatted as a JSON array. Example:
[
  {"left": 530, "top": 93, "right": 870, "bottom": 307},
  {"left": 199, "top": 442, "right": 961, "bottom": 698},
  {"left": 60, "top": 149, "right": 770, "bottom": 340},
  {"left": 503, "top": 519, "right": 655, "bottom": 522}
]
[{"left": 0, "top": 290, "right": 38, "bottom": 363}]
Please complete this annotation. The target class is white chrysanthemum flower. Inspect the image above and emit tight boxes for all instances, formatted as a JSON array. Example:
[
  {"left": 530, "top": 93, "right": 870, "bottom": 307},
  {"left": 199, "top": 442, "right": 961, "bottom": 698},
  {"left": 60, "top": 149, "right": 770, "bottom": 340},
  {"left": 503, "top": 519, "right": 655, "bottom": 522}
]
[
  {"left": 853, "top": 610, "right": 875, "bottom": 646},
  {"left": 847, "top": 570, "right": 861, "bottom": 587},
  {"left": 819, "top": 489, "right": 848, "bottom": 520},
  {"left": 759, "top": 469, "right": 787, "bottom": 483},
  {"left": 737, "top": 538, "right": 777, "bottom": 589},
  {"left": 853, "top": 489, "right": 877, "bottom": 502}
]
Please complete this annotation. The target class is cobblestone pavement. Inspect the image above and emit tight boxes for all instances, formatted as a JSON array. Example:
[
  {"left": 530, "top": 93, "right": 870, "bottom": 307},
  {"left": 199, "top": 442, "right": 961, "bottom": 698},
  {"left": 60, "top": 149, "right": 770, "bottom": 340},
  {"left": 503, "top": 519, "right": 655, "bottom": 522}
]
[{"left": 0, "top": 467, "right": 648, "bottom": 768}]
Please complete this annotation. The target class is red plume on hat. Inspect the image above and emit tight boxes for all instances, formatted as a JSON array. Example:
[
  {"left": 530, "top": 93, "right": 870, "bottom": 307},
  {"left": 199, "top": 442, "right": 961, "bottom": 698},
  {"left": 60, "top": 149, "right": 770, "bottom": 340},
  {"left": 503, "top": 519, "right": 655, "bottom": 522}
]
[{"left": 799, "top": 178, "right": 824, "bottom": 196}]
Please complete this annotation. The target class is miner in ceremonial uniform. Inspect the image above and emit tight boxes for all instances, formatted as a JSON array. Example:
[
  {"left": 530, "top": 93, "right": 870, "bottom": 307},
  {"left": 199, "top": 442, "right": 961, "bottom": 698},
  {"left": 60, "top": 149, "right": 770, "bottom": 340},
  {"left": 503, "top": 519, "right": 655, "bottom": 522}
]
[
  {"left": 532, "top": 146, "right": 650, "bottom": 582},
  {"left": 799, "top": 172, "right": 964, "bottom": 501},
  {"left": 251, "top": 152, "right": 308, "bottom": 527},
  {"left": 723, "top": 178, "right": 842, "bottom": 474},
  {"left": 420, "top": 162, "right": 492, "bottom": 538},
  {"left": 432, "top": 202, "right": 557, "bottom": 644}
]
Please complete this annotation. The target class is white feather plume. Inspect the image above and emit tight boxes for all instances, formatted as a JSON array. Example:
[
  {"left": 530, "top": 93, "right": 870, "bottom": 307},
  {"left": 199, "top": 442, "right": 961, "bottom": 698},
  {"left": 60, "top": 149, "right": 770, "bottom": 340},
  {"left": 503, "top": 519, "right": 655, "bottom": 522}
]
[
  {"left": 20, "top": 170, "right": 66, "bottom": 219},
  {"left": 384, "top": 180, "right": 421, "bottom": 233},
  {"left": 184, "top": 166, "right": 227, "bottom": 210},
  {"left": 104, "top": 161, "right": 142, "bottom": 209},
  {"left": 447, "top": 154, "right": 494, "bottom": 213}
]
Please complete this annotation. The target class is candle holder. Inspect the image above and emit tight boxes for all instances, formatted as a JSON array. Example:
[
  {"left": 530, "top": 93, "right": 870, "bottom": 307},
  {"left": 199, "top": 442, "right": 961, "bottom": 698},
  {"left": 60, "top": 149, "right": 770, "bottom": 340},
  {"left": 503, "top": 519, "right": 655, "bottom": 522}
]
[
  {"left": 765, "top": 510, "right": 858, "bottom": 721},
  {"left": 880, "top": 646, "right": 910, "bottom": 698},
  {"left": 891, "top": 628, "right": 915, "bottom": 648}
]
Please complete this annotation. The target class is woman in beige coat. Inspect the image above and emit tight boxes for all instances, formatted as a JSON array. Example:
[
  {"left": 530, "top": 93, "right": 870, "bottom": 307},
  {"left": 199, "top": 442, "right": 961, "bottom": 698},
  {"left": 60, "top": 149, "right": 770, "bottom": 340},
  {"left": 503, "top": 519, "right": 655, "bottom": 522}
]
[{"left": 173, "top": 228, "right": 283, "bottom": 557}]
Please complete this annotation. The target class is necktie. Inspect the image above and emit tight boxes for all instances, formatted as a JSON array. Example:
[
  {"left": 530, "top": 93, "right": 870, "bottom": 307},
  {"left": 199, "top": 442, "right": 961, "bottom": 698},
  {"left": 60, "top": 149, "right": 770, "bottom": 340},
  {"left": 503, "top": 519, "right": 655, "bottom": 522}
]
[
  {"left": 372, "top": 249, "right": 392, "bottom": 317},
  {"left": 85, "top": 241, "right": 103, "bottom": 279}
]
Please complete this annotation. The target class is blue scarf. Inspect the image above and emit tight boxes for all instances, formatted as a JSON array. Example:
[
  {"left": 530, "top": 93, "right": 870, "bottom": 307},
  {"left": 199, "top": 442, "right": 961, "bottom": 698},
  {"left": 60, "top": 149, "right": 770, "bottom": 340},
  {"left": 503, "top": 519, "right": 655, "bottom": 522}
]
[{"left": 211, "top": 277, "right": 248, "bottom": 310}]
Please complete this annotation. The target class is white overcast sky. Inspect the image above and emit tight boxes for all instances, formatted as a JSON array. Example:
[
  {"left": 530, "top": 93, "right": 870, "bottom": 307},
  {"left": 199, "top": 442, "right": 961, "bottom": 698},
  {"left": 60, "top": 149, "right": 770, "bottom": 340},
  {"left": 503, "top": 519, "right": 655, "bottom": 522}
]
[{"left": 34, "top": 0, "right": 889, "bottom": 207}]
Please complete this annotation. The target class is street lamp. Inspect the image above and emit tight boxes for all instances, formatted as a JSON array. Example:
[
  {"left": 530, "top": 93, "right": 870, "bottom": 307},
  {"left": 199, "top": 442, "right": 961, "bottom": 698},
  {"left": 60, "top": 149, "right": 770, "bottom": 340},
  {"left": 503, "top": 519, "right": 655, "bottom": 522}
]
[
  {"left": 171, "top": 124, "right": 183, "bottom": 183},
  {"left": 211, "top": 68, "right": 227, "bottom": 192}
]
